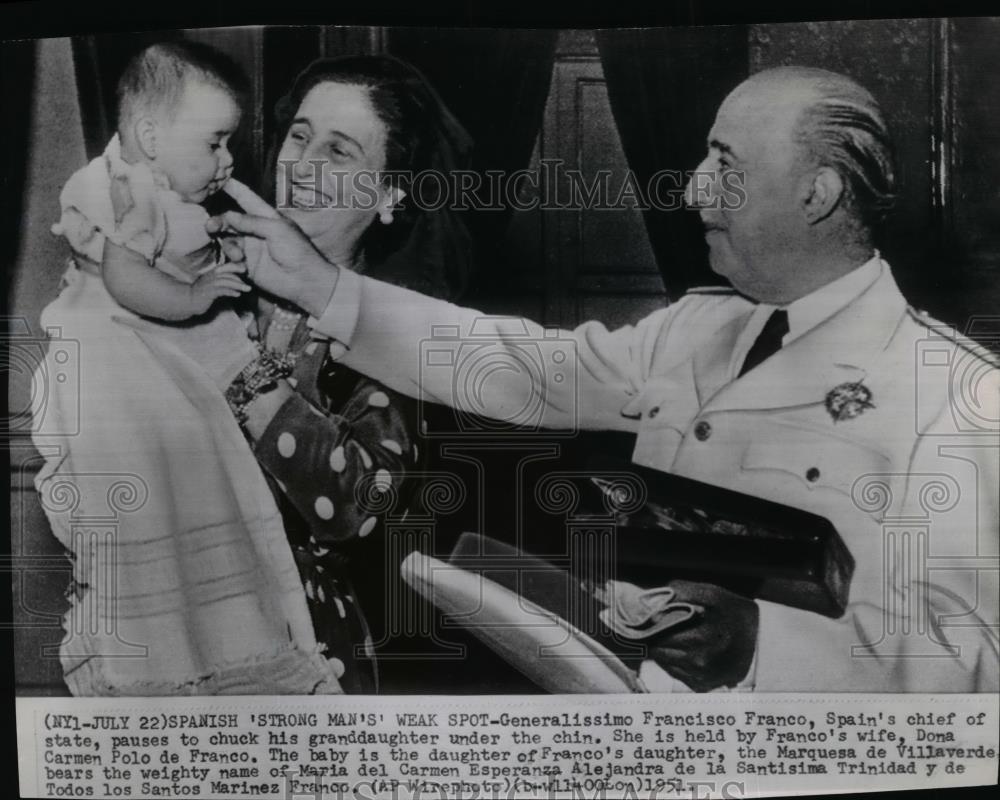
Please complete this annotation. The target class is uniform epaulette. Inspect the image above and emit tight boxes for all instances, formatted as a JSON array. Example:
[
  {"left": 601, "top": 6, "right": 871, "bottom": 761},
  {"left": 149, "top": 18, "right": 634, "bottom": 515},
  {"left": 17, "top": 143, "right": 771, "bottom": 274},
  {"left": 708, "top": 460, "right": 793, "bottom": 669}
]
[
  {"left": 686, "top": 286, "right": 737, "bottom": 295},
  {"left": 907, "top": 307, "right": 1000, "bottom": 369}
]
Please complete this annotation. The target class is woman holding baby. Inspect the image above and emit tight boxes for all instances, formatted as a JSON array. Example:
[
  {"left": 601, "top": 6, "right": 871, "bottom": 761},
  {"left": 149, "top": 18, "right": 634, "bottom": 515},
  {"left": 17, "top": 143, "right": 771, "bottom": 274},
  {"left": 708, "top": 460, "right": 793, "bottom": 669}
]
[
  {"left": 231, "top": 55, "right": 473, "bottom": 693},
  {"left": 34, "top": 42, "right": 471, "bottom": 695}
]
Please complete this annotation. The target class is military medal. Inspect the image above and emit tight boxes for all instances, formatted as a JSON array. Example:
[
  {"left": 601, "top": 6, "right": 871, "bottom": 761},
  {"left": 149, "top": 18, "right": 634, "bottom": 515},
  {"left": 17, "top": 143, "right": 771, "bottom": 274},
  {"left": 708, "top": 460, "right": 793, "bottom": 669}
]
[{"left": 825, "top": 381, "right": 875, "bottom": 422}]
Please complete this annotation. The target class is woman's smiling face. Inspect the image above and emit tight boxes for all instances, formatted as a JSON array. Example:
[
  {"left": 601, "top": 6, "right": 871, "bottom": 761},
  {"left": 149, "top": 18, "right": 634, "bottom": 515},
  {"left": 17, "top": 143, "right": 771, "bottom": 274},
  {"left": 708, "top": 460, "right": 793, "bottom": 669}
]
[{"left": 276, "top": 81, "right": 390, "bottom": 252}]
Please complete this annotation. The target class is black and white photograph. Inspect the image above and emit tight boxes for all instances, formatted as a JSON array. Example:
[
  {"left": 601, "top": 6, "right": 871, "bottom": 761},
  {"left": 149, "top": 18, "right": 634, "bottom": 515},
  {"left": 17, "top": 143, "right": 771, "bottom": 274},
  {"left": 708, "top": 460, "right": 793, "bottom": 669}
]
[{"left": 4, "top": 7, "right": 999, "bottom": 798}]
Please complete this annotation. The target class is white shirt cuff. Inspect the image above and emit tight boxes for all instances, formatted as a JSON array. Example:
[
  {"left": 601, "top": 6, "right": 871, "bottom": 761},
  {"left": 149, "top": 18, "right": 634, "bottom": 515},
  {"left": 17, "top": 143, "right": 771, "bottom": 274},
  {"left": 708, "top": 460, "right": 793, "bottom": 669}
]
[
  {"left": 306, "top": 265, "right": 363, "bottom": 350},
  {"left": 733, "top": 620, "right": 759, "bottom": 691}
]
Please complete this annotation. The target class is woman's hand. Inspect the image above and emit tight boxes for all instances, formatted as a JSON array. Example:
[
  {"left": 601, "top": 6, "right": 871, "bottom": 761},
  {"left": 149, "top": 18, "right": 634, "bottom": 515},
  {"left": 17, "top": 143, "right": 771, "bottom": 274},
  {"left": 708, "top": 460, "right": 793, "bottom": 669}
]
[{"left": 207, "top": 211, "right": 340, "bottom": 318}]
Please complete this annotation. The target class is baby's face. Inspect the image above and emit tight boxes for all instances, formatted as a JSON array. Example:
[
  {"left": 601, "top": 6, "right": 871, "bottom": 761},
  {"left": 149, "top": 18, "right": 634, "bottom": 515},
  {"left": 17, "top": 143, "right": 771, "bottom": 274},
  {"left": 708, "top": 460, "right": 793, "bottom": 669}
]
[{"left": 155, "top": 79, "right": 240, "bottom": 203}]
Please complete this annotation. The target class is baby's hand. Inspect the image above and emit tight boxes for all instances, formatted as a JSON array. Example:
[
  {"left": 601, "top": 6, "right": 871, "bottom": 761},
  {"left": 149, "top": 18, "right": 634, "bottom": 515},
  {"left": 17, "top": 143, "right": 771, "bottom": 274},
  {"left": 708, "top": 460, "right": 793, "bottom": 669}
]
[{"left": 188, "top": 262, "right": 250, "bottom": 314}]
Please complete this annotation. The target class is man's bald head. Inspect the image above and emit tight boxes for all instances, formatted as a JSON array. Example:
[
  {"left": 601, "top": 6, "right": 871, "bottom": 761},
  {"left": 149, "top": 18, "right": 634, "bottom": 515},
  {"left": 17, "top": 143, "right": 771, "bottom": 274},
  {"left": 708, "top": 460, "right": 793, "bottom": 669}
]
[
  {"left": 688, "top": 67, "right": 896, "bottom": 303},
  {"left": 735, "top": 67, "right": 897, "bottom": 233}
]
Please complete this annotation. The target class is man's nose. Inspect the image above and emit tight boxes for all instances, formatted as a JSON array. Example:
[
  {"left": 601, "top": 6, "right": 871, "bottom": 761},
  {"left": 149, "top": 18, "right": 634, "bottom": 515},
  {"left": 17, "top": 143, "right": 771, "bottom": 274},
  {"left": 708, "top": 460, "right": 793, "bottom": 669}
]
[{"left": 684, "top": 156, "right": 715, "bottom": 209}]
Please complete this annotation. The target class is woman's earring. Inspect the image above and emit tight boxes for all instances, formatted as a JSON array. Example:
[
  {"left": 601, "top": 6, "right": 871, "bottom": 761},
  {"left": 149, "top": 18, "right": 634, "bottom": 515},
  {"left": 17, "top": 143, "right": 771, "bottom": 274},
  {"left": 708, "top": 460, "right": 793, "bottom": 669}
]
[{"left": 379, "top": 207, "right": 394, "bottom": 225}]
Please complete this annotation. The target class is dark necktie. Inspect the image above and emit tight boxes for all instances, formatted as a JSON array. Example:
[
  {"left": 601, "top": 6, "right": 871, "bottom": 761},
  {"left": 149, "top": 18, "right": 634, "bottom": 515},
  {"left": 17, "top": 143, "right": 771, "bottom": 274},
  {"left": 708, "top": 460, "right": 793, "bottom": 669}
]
[{"left": 738, "top": 308, "right": 789, "bottom": 377}]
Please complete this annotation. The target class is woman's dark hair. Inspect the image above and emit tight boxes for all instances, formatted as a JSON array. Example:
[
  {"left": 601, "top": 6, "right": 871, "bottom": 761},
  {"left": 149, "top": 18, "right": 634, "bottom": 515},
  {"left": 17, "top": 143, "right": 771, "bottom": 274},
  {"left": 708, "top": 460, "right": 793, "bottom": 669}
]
[{"left": 268, "top": 55, "right": 473, "bottom": 301}]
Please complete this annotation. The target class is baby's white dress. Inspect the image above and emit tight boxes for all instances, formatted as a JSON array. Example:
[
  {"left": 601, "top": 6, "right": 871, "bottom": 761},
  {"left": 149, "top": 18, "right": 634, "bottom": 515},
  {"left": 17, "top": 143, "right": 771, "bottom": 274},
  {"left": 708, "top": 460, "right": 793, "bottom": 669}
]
[{"left": 33, "top": 135, "right": 340, "bottom": 695}]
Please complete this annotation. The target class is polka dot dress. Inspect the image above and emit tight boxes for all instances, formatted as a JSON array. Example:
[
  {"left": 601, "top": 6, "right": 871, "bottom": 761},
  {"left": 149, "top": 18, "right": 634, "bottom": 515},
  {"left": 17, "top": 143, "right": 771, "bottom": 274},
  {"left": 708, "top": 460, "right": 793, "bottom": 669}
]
[{"left": 250, "top": 306, "right": 426, "bottom": 693}]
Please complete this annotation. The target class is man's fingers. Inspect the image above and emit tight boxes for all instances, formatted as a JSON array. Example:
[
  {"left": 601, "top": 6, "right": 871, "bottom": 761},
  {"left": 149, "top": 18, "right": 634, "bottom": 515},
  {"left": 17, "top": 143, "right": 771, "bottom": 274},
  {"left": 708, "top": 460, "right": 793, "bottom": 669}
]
[
  {"left": 212, "top": 262, "right": 247, "bottom": 276},
  {"left": 218, "top": 237, "right": 246, "bottom": 264},
  {"left": 207, "top": 210, "right": 275, "bottom": 238},
  {"left": 649, "top": 624, "right": 708, "bottom": 649},
  {"left": 647, "top": 645, "right": 689, "bottom": 667},
  {"left": 667, "top": 579, "right": 728, "bottom": 605},
  {"left": 196, "top": 261, "right": 245, "bottom": 277},
  {"left": 648, "top": 648, "right": 710, "bottom": 691}
]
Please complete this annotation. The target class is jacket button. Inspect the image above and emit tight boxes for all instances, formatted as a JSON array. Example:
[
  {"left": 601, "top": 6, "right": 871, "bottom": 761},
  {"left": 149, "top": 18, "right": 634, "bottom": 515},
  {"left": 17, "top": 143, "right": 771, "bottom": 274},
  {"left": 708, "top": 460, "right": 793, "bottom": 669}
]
[
  {"left": 693, "top": 420, "right": 712, "bottom": 441},
  {"left": 648, "top": 406, "right": 660, "bottom": 419},
  {"left": 806, "top": 467, "right": 821, "bottom": 483}
]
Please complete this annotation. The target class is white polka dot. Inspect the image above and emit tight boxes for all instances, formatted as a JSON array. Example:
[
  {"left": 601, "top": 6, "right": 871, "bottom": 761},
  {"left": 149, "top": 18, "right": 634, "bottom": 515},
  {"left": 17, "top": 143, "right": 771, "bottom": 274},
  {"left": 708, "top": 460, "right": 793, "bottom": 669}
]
[
  {"left": 374, "top": 469, "right": 392, "bottom": 493},
  {"left": 357, "top": 445, "right": 373, "bottom": 470},
  {"left": 329, "top": 657, "right": 346, "bottom": 678},
  {"left": 334, "top": 597, "right": 347, "bottom": 619},
  {"left": 304, "top": 579, "right": 315, "bottom": 600},
  {"left": 305, "top": 342, "right": 318, "bottom": 355},
  {"left": 329, "top": 446, "right": 346, "bottom": 472},
  {"left": 316, "top": 584, "right": 326, "bottom": 603},
  {"left": 277, "top": 432, "right": 296, "bottom": 458},
  {"left": 380, "top": 439, "right": 403, "bottom": 455},
  {"left": 314, "top": 496, "right": 335, "bottom": 520},
  {"left": 359, "top": 517, "right": 377, "bottom": 538},
  {"left": 368, "top": 391, "right": 389, "bottom": 408}
]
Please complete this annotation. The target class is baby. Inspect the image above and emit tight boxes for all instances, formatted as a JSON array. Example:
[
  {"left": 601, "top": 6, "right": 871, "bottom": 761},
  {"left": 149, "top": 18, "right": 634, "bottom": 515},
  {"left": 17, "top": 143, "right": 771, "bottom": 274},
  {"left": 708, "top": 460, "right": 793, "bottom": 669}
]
[
  {"left": 51, "top": 41, "right": 281, "bottom": 382},
  {"left": 38, "top": 41, "right": 338, "bottom": 696}
]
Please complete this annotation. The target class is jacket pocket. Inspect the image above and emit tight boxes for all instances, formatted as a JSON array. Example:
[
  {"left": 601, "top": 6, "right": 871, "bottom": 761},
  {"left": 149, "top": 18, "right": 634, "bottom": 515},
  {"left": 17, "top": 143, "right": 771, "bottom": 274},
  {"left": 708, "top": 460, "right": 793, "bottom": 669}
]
[{"left": 740, "top": 428, "right": 892, "bottom": 497}]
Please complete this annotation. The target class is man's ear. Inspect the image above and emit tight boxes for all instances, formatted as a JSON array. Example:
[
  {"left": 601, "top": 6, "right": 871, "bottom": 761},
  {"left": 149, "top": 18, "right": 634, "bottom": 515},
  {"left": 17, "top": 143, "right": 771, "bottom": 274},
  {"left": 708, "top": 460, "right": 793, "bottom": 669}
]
[
  {"left": 134, "top": 117, "right": 158, "bottom": 160},
  {"left": 802, "top": 166, "right": 844, "bottom": 224}
]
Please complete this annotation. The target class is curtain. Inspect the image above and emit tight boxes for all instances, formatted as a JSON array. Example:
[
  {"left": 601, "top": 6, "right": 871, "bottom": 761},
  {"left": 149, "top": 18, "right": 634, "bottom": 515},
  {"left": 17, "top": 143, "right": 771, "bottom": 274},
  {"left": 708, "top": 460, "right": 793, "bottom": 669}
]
[
  {"left": 8, "top": 36, "right": 89, "bottom": 694},
  {"left": 2, "top": 39, "right": 37, "bottom": 295},
  {"left": 597, "top": 26, "right": 749, "bottom": 299},
  {"left": 385, "top": 28, "right": 558, "bottom": 290},
  {"left": 70, "top": 33, "right": 186, "bottom": 160}
]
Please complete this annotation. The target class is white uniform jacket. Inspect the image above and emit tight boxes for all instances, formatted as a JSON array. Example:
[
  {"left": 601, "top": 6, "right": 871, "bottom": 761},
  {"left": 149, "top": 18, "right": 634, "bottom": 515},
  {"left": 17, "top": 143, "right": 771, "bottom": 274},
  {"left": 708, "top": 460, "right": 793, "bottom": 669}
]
[{"left": 314, "top": 258, "right": 1000, "bottom": 692}]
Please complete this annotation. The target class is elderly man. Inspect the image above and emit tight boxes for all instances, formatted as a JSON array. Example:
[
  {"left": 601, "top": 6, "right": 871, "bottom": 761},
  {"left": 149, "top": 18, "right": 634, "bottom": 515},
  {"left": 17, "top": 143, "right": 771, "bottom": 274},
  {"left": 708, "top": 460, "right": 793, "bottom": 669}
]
[{"left": 215, "top": 66, "right": 999, "bottom": 693}]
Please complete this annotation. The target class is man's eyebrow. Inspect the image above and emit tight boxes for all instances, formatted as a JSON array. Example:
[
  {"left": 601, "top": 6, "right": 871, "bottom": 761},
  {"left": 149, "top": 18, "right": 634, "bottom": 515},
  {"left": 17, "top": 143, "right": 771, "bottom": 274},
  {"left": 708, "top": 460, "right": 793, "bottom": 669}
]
[{"left": 708, "top": 139, "right": 738, "bottom": 160}]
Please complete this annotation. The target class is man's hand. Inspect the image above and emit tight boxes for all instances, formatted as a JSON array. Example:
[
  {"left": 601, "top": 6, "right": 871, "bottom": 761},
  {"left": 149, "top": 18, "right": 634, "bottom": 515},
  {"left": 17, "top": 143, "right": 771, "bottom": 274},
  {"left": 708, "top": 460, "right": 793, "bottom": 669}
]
[
  {"left": 206, "top": 211, "right": 339, "bottom": 318},
  {"left": 647, "top": 580, "right": 759, "bottom": 692}
]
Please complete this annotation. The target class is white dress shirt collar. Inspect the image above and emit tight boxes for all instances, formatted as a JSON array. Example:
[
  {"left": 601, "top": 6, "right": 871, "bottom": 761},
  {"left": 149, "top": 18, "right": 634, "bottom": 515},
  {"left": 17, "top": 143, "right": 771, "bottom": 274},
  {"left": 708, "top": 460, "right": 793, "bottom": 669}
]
[{"left": 729, "top": 253, "right": 885, "bottom": 380}]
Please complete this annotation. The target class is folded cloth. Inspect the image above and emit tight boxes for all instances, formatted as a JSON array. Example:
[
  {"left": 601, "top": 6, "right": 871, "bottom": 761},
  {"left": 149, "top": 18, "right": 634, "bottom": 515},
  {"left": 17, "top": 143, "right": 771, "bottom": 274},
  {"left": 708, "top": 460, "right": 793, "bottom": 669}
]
[{"left": 594, "top": 581, "right": 703, "bottom": 641}]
